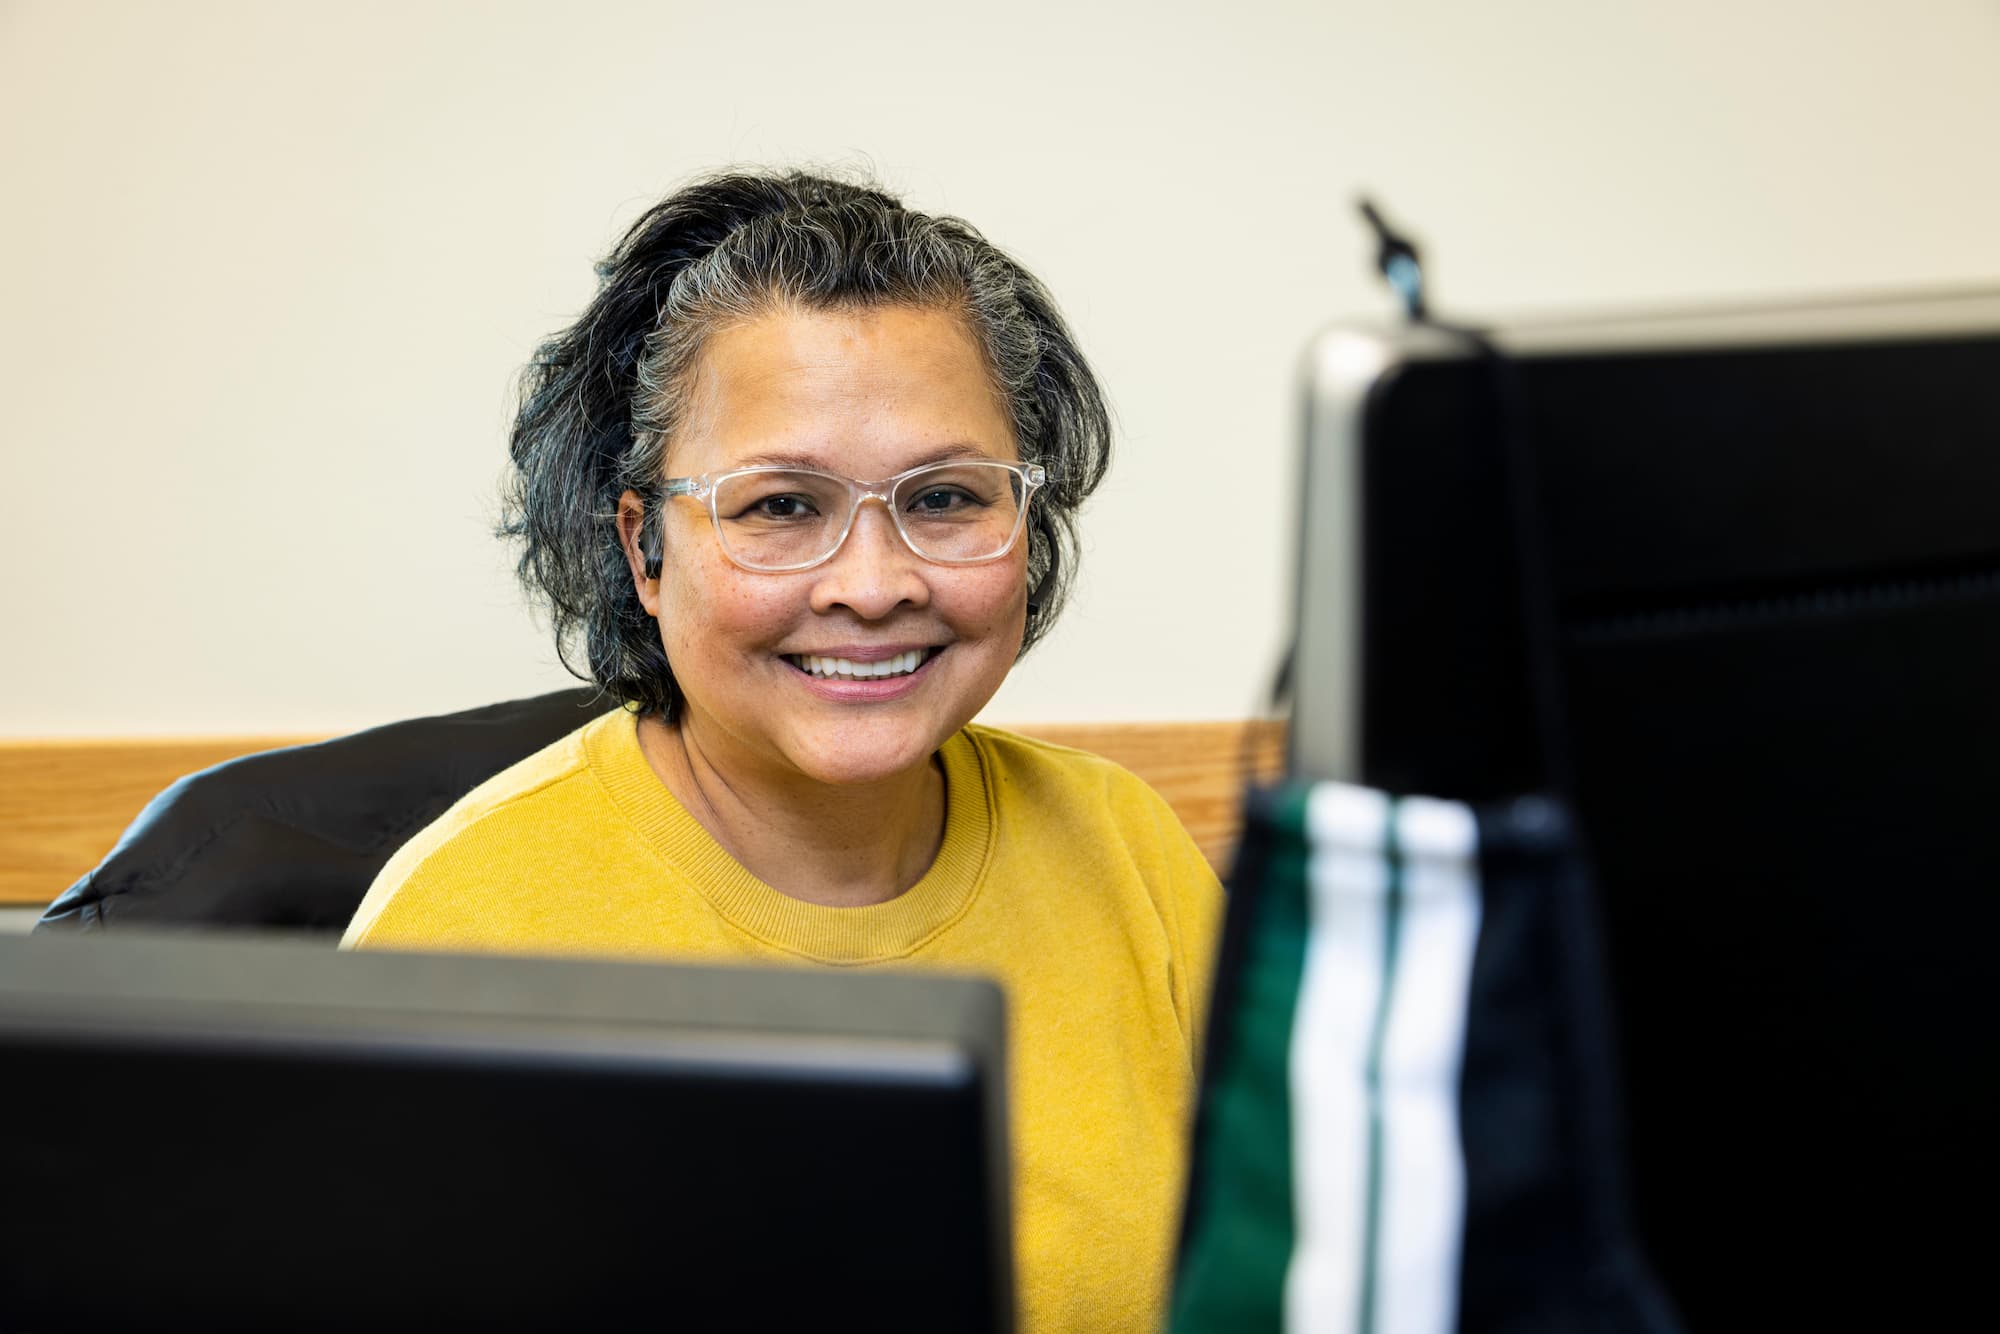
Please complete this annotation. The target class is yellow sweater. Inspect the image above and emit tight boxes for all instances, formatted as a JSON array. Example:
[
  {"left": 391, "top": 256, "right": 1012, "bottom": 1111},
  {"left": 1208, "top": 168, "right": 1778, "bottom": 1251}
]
[{"left": 343, "top": 711, "right": 1223, "bottom": 1333}]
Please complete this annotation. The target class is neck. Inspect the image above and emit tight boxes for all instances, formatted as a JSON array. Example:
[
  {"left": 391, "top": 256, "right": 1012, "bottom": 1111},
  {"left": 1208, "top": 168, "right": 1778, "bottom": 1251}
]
[{"left": 634, "top": 713, "right": 947, "bottom": 908}]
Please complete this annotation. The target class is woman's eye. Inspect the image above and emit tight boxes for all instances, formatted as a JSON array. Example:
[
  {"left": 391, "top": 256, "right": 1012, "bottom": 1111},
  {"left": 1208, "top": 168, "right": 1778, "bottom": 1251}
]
[
  {"left": 909, "top": 487, "right": 977, "bottom": 514},
  {"left": 747, "top": 494, "right": 818, "bottom": 520}
]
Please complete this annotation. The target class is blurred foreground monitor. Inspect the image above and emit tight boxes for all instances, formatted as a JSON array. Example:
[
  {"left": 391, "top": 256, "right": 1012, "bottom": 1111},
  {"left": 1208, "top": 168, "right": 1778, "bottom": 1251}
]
[{"left": 0, "top": 934, "right": 1012, "bottom": 1332}]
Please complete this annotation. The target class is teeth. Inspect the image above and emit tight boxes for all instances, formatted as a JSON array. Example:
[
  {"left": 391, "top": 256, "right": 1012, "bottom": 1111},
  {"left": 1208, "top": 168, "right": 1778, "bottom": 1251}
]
[{"left": 791, "top": 650, "right": 928, "bottom": 680}]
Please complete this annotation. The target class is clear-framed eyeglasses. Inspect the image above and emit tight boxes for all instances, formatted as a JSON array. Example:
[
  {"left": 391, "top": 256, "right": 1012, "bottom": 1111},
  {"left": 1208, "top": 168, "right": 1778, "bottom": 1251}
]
[{"left": 657, "top": 459, "right": 1047, "bottom": 574}]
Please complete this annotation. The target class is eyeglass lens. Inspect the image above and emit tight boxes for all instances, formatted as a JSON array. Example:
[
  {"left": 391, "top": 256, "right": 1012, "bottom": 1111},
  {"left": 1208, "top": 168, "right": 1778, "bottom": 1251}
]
[{"left": 711, "top": 462, "right": 1029, "bottom": 570}]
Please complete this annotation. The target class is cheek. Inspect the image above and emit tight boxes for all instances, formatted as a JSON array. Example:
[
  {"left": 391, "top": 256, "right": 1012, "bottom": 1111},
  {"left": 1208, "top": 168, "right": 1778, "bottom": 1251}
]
[
  {"left": 656, "top": 545, "right": 799, "bottom": 662},
  {"left": 947, "top": 555, "right": 1031, "bottom": 641}
]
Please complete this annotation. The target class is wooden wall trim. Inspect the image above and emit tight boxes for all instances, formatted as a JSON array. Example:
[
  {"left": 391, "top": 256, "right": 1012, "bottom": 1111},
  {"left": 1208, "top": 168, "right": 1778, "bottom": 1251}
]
[{"left": 0, "top": 722, "right": 1286, "bottom": 910}]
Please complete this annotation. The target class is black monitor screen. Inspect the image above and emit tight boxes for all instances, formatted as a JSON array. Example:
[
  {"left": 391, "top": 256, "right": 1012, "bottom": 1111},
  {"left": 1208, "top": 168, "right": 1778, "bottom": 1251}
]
[{"left": 1339, "top": 294, "right": 2000, "bottom": 1329}]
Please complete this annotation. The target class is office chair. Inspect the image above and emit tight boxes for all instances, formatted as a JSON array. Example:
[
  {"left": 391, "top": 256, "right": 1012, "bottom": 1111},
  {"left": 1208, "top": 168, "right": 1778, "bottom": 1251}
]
[{"left": 35, "top": 688, "right": 608, "bottom": 935}]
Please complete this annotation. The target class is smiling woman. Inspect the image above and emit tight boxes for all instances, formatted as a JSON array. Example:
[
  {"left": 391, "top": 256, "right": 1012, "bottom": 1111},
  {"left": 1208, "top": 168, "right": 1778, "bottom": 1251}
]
[
  {"left": 623, "top": 306, "right": 1035, "bottom": 818},
  {"left": 340, "top": 170, "right": 1222, "bottom": 1332}
]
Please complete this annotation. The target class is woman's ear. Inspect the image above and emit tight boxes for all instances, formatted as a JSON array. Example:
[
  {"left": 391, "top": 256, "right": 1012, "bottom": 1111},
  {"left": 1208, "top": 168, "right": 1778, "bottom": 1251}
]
[{"left": 616, "top": 490, "right": 663, "bottom": 615}]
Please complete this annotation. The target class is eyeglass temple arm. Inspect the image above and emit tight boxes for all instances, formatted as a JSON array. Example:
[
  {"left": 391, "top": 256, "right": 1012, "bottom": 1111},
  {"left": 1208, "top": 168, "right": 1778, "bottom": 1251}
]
[{"left": 641, "top": 479, "right": 711, "bottom": 576}]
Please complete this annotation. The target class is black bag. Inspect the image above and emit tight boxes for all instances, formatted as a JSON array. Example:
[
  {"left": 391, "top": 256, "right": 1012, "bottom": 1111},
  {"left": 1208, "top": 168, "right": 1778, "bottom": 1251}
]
[{"left": 1172, "top": 781, "right": 1682, "bottom": 1334}]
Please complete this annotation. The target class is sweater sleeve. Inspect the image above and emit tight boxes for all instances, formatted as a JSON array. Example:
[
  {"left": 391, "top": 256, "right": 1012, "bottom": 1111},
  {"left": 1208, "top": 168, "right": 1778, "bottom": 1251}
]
[{"left": 1137, "top": 779, "right": 1226, "bottom": 1057}]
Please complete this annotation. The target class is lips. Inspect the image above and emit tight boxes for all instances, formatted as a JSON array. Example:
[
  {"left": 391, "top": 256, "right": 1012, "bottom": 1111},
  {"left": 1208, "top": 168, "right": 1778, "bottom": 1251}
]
[{"left": 783, "top": 647, "right": 941, "bottom": 680}]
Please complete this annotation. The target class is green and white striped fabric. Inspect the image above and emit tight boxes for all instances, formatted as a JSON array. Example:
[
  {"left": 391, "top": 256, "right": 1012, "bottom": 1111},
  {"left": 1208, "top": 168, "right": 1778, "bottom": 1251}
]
[{"left": 1173, "top": 781, "right": 1482, "bottom": 1334}]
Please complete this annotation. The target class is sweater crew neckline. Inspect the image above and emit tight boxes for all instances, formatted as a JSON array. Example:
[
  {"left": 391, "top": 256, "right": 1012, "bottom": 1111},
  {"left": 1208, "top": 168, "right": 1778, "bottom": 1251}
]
[{"left": 583, "top": 712, "right": 994, "bottom": 965}]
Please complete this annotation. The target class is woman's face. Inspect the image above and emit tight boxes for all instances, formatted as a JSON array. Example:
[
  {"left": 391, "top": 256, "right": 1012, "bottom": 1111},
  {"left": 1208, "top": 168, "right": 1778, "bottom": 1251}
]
[{"left": 619, "top": 303, "right": 1030, "bottom": 788}]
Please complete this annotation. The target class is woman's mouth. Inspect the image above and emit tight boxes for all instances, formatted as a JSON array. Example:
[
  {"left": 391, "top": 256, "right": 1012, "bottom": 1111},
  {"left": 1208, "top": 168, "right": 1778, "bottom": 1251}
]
[{"left": 783, "top": 648, "right": 940, "bottom": 681}]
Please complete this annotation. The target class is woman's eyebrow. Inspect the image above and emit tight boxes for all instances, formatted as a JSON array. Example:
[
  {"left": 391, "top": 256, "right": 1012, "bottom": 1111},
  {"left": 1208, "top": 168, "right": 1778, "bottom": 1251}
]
[
  {"left": 732, "top": 442, "right": 998, "bottom": 471},
  {"left": 729, "top": 450, "right": 826, "bottom": 470}
]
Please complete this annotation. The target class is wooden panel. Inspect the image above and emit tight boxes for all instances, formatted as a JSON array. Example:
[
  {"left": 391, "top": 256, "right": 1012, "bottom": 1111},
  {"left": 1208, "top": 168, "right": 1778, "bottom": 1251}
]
[
  {"left": 0, "top": 721, "right": 1286, "bottom": 910},
  {"left": 0, "top": 737, "right": 322, "bottom": 908}
]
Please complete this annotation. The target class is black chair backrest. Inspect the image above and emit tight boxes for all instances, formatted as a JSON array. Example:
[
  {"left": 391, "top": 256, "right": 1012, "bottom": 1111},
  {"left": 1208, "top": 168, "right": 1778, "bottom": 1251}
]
[{"left": 36, "top": 689, "right": 609, "bottom": 935}]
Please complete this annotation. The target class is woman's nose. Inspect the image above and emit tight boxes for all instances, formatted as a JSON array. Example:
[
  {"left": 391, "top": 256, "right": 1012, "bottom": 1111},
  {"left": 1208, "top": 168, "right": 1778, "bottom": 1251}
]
[{"left": 806, "top": 502, "right": 931, "bottom": 619}]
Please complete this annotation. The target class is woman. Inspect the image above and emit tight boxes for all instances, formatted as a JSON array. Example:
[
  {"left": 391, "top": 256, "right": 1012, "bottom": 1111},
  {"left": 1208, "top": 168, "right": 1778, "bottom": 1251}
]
[{"left": 344, "top": 170, "right": 1222, "bottom": 1331}]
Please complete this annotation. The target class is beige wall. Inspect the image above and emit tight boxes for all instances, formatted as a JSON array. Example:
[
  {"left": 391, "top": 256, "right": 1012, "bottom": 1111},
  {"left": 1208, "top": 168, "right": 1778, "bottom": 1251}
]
[{"left": 3, "top": 0, "right": 1997, "bottom": 736}]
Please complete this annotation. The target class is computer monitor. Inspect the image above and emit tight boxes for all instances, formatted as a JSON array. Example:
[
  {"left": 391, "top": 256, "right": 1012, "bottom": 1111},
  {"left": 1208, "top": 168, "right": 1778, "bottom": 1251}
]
[
  {"left": 1291, "top": 289, "right": 2000, "bottom": 1329},
  {"left": 0, "top": 932, "right": 1012, "bottom": 1333}
]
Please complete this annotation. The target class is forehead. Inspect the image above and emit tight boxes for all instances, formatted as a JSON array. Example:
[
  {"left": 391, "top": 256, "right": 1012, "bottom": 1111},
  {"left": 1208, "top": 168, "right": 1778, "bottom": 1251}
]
[{"left": 667, "top": 304, "right": 1018, "bottom": 477}]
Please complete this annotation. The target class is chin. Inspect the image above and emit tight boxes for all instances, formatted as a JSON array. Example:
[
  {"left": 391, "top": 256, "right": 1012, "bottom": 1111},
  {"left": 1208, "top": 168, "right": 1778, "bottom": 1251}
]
[{"left": 785, "top": 726, "right": 953, "bottom": 788}]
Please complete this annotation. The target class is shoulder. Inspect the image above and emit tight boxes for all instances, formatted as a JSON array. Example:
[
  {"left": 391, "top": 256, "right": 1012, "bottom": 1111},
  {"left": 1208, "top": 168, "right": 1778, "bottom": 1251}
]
[
  {"left": 340, "top": 711, "right": 625, "bottom": 946},
  {"left": 962, "top": 723, "right": 1225, "bottom": 1042},
  {"left": 959, "top": 722, "right": 1217, "bottom": 886},
  {"left": 962, "top": 723, "right": 1161, "bottom": 805}
]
